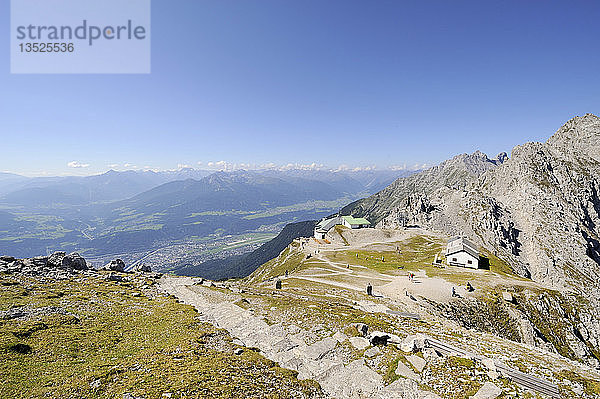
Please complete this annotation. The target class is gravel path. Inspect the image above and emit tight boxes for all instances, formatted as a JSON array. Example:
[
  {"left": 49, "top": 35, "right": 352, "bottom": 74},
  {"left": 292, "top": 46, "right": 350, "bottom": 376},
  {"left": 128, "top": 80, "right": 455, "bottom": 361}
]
[{"left": 159, "top": 276, "right": 436, "bottom": 399}]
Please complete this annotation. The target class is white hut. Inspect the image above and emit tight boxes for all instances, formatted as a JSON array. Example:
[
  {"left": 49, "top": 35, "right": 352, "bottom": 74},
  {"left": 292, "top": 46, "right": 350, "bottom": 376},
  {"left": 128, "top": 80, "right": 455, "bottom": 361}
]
[{"left": 445, "top": 236, "right": 479, "bottom": 269}]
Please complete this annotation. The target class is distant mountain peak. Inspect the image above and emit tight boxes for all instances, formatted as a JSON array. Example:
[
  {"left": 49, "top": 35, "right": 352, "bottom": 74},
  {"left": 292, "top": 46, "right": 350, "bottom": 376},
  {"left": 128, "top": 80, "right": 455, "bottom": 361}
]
[{"left": 495, "top": 152, "right": 509, "bottom": 164}]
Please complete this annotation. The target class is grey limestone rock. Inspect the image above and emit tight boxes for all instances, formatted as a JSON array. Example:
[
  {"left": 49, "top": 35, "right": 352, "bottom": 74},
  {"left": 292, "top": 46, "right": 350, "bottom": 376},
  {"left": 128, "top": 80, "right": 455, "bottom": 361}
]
[
  {"left": 470, "top": 381, "right": 502, "bottom": 399},
  {"left": 103, "top": 259, "right": 126, "bottom": 272}
]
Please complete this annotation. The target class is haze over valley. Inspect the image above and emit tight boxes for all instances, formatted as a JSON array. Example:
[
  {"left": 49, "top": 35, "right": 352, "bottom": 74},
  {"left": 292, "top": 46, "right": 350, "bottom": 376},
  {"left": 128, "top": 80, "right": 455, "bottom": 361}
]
[{"left": 0, "top": 167, "right": 414, "bottom": 272}]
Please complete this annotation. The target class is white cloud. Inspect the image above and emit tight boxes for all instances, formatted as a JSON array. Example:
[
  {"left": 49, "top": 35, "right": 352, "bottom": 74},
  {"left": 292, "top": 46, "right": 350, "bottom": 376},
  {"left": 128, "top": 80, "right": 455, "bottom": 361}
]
[
  {"left": 390, "top": 163, "right": 429, "bottom": 171},
  {"left": 177, "top": 164, "right": 192, "bottom": 169},
  {"left": 260, "top": 162, "right": 277, "bottom": 169},
  {"left": 67, "top": 161, "right": 90, "bottom": 168},
  {"left": 207, "top": 160, "right": 235, "bottom": 171},
  {"left": 278, "top": 162, "right": 325, "bottom": 171},
  {"left": 334, "top": 164, "right": 377, "bottom": 172}
]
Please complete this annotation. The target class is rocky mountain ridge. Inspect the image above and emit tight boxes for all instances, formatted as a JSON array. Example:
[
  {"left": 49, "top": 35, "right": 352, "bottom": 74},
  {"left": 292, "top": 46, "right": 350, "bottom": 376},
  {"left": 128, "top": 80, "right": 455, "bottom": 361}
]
[
  {"left": 343, "top": 113, "right": 600, "bottom": 367},
  {"left": 345, "top": 114, "right": 600, "bottom": 290}
]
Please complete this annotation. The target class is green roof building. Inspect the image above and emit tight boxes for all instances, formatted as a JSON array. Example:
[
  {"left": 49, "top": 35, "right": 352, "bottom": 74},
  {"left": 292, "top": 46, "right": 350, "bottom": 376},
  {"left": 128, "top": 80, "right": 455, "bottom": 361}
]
[
  {"left": 314, "top": 215, "right": 371, "bottom": 239},
  {"left": 341, "top": 216, "right": 371, "bottom": 228}
]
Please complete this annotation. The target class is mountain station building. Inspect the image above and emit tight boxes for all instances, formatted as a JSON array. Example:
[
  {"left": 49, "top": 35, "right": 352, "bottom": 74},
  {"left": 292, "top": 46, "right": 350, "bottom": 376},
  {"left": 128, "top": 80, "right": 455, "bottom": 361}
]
[
  {"left": 445, "top": 236, "right": 480, "bottom": 269},
  {"left": 314, "top": 215, "right": 371, "bottom": 239}
]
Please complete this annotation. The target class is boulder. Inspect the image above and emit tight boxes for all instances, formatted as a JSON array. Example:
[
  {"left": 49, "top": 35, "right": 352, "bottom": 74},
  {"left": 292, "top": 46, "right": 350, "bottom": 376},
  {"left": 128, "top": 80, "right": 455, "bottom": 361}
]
[
  {"left": 502, "top": 292, "right": 514, "bottom": 303},
  {"left": 64, "top": 253, "right": 87, "bottom": 270},
  {"left": 401, "top": 334, "right": 427, "bottom": 352},
  {"left": 401, "top": 335, "right": 418, "bottom": 352},
  {"left": 364, "top": 346, "right": 381, "bottom": 358},
  {"left": 0, "top": 255, "right": 16, "bottom": 263},
  {"left": 134, "top": 264, "right": 152, "bottom": 273},
  {"left": 481, "top": 357, "right": 496, "bottom": 372},
  {"left": 0, "top": 308, "right": 26, "bottom": 320},
  {"left": 106, "top": 272, "right": 125, "bottom": 282},
  {"left": 103, "top": 259, "right": 125, "bottom": 272},
  {"left": 46, "top": 252, "right": 87, "bottom": 270},
  {"left": 31, "top": 257, "right": 48, "bottom": 267},
  {"left": 304, "top": 337, "right": 337, "bottom": 360},
  {"left": 387, "top": 333, "right": 402, "bottom": 344},
  {"left": 6, "top": 261, "right": 23, "bottom": 273},
  {"left": 349, "top": 336, "right": 370, "bottom": 350},
  {"left": 332, "top": 331, "right": 348, "bottom": 343},
  {"left": 47, "top": 252, "right": 66, "bottom": 267},
  {"left": 395, "top": 360, "right": 419, "bottom": 380},
  {"left": 406, "top": 354, "right": 426, "bottom": 372},
  {"left": 470, "top": 382, "right": 502, "bottom": 399}
]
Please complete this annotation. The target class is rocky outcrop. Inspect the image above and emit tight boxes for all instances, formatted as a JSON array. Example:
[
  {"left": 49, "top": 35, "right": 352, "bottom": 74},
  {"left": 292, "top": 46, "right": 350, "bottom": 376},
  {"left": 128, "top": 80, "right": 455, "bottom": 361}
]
[
  {"left": 134, "top": 263, "right": 152, "bottom": 273},
  {"left": 102, "top": 259, "right": 126, "bottom": 272},
  {"left": 342, "top": 150, "right": 508, "bottom": 226},
  {"left": 0, "top": 251, "right": 88, "bottom": 278},
  {"left": 47, "top": 252, "right": 88, "bottom": 270}
]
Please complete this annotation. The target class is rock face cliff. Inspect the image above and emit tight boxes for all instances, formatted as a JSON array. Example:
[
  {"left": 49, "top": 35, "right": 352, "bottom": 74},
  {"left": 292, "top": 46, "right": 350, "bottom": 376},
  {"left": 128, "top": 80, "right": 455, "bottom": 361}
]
[{"left": 344, "top": 113, "right": 600, "bottom": 366}]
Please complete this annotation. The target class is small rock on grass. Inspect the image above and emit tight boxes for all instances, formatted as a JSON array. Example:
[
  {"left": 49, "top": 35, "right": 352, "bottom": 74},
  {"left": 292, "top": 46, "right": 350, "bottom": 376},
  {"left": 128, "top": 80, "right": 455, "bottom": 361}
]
[
  {"left": 406, "top": 354, "right": 426, "bottom": 372},
  {"left": 349, "top": 336, "right": 370, "bottom": 350},
  {"left": 395, "top": 360, "right": 419, "bottom": 380},
  {"left": 333, "top": 331, "right": 348, "bottom": 343},
  {"left": 470, "top": 381, "right": 502, "bottom": 399},
  {"left": 364, "top": 346, "right": 381, "bottom": 358}
]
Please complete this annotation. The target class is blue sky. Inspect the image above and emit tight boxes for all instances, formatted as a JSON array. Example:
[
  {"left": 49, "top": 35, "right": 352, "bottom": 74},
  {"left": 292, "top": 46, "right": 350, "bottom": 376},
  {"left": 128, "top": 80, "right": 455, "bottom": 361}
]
[{"left": 1, "top": 0, "right": 600, "bottom": 176}]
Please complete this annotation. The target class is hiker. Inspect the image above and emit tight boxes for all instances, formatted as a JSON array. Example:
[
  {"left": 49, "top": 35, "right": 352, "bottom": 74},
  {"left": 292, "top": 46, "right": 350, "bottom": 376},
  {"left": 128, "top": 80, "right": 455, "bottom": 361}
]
[
  {"left": 285, "top": 270, "right": 288, "bottom": 277},
  {"left": 366, "top": 283, "right": 373, "bottom": 296},
  {"left": 347, "top": 263, "right": 350, "bottom": 269},
  {"left": 466, "top": 282, "right": 473, "bottom": 292},
  {"left": 452, "top": 287, "right": 456, "bottom": 297}
]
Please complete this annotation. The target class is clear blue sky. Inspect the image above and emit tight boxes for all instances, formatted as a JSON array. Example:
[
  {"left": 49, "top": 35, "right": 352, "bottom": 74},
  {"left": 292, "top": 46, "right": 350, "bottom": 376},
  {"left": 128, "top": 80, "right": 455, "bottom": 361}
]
[{"left": 2, "top": 0, "right": 599, "bottom": 176}]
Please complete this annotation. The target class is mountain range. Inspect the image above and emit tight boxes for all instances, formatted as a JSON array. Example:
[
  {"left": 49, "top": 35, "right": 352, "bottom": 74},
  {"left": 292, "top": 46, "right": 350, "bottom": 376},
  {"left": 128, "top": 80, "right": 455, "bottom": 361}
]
[{"left": 0, "top": 167, "right": 415, "bottom": 260}]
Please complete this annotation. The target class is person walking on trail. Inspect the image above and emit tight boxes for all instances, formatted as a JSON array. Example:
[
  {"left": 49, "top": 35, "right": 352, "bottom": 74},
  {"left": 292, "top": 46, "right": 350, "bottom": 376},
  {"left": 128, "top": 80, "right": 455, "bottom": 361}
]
[{"left": 452, "top": 287, "right": 456, "bottom": 297}]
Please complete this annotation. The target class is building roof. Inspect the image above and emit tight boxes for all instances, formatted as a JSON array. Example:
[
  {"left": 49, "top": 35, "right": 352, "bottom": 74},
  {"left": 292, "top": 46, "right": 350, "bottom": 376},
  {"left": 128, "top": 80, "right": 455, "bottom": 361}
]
[
  {"left": 341, "top": 215, "right": 371, "bottom": 225},
  {"left": 446, "top": 236, "right": 479, "bottom": 258},
  {"left": 315, "top": 216, "right": 342, "bottom": 232}
]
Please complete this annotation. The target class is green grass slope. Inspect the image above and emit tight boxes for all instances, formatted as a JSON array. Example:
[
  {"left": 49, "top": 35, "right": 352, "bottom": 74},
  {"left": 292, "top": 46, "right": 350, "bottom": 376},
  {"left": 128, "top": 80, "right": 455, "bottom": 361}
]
[{"left": 0, "top": 273, "right": 323, "bottom": 399}]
